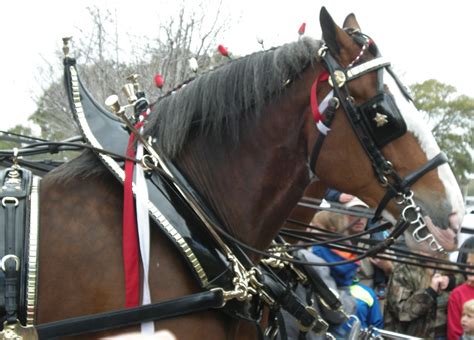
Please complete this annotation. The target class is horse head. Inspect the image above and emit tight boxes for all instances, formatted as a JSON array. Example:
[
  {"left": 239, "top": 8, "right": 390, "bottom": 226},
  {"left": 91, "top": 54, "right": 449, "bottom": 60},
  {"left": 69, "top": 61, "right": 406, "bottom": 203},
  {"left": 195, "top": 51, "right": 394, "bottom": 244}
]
[
  {"left": 312, "top": 8, "right": 464, "bottom": 255},
  {"left": 147, "top": 7, "right": 463, "bottom": 258}
]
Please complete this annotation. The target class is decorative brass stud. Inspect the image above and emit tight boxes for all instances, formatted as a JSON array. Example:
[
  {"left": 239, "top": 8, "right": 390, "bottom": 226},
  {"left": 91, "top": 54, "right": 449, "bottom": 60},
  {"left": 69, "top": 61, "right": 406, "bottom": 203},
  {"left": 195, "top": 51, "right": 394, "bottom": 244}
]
[
  {"left": 373, "top": 112, "right": 389, "bottom": 127},
  {"left": 0, "top": 321, "right": 38, "bottom": 339},
  {"left": 328, "top": 70, "right": 346, "bottom": 88}
]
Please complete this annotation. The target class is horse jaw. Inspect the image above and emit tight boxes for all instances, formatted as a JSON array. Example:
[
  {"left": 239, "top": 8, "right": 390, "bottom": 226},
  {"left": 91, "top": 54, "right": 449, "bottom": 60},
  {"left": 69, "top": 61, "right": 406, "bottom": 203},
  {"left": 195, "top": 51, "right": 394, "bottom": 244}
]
[{"left": 386, "top": 73, "right": 465, "bottom": 253}]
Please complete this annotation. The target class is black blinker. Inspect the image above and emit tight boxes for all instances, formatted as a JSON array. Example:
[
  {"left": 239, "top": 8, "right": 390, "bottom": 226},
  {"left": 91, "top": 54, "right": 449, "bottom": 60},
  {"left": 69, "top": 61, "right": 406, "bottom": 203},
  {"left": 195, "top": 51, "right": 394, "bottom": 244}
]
[{"left": 358, "top": 92, "right": 407, "bottom": 147}]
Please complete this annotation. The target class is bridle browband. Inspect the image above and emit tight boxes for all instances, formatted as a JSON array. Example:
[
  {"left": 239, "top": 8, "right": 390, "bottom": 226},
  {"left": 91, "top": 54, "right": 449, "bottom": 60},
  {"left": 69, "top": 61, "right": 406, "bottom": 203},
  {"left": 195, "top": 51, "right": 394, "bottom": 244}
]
[{"left": 308, "top": 31, "right": 449, "bottom": 252}]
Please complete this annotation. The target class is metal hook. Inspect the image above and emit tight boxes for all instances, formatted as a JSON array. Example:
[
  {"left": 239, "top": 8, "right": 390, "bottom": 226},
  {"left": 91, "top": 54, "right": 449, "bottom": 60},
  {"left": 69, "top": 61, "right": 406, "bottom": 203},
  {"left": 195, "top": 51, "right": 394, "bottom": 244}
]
[{"left": 0, "top": 254, "right": 20, "bottom": 272}]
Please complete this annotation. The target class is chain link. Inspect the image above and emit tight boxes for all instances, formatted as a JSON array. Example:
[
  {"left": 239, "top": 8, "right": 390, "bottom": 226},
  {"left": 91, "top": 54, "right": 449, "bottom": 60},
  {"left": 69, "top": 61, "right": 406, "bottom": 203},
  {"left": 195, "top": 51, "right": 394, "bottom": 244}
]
[{"left": 396, "top": 190, "right": 443, "bottom": 252}]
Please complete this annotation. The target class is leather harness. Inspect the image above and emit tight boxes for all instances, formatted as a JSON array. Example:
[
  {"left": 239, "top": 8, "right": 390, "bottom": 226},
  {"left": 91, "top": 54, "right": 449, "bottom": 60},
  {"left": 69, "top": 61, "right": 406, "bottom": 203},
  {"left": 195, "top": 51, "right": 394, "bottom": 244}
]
[
  {"left": 0, "top": 56, "right": 324, "bottom": 339},
  {"left": 0, "top": 163, "right": 40, "bottom": 336},
  {"left": 0, "top": 32, "right": 450, "bottom": 339}
]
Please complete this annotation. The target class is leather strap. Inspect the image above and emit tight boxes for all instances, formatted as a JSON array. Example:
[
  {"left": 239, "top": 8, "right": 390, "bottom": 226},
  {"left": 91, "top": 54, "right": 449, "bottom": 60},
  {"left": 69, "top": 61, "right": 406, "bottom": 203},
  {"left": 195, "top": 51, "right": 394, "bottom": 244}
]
[
  {"left": 0, "top": 167, "right": 33, "bottom": 327},
  {"left": 4, "top": 200, "right": 19, "bottom": 323},
  {"left": 35, "top": 290, "right": 224, "bottom": 339},
  {"left": 294, "top": 251, "right": 341, "bottom": 311},
  {"left": 260, "top": 265, "right": 327, "bottom": 335}
]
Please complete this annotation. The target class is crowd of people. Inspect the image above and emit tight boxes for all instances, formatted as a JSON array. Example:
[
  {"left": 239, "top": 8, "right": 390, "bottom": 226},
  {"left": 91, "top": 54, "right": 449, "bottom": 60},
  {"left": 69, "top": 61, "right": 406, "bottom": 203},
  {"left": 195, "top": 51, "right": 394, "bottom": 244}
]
[{"left": 290, "top": 189, "right": 474, "bottom": 340}]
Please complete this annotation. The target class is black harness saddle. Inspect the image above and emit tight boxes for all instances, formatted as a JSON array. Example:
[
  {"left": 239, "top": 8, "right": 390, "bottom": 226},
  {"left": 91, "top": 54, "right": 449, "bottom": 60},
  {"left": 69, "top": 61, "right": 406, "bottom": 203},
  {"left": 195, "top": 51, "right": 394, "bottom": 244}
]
[{"left": 0, "top": 164, "right": 40, "bottom": 334}]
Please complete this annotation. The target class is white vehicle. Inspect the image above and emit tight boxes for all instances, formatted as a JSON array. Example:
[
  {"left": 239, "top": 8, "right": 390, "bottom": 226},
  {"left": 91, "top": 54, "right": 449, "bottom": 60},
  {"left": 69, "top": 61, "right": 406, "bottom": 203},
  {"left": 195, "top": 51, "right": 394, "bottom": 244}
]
[{"left": 466, "top": 196, "right": 474, "bottom": 214}]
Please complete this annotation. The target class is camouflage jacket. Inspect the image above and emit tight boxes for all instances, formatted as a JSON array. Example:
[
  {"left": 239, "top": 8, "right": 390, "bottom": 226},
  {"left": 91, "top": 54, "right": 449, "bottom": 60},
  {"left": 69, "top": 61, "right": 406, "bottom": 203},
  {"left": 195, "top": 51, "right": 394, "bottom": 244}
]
[{"left": 384, "top": 262, "right": 450, "bottom": 338}]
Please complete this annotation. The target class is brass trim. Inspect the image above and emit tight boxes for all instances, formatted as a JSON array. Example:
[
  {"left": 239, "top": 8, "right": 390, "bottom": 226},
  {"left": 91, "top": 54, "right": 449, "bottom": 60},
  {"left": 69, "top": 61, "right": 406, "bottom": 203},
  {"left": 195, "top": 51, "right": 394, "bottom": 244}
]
[
  {"left": 26, "top": 176, "right": 41, "bottom": 326},
  {"left": 68, "top": 66, "right": 209, "bottom": 286},
  {"left": 346, "top": 57, "right": 390, "bottom": 80},
  {"left": 0, "top": 320, "right": 38, "bottom": 339},
  {"left": 328, "top": 70, "right": 346, "bottom": 88}
]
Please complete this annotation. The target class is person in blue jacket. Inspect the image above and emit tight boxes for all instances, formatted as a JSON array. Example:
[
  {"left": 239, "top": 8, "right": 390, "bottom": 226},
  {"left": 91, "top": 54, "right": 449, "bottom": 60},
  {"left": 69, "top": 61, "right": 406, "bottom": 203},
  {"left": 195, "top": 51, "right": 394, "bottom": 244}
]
[
  {"left": 311, "top": 202, "right": 385, "bottom": 338},
  {"left": 311, "top": 245, "right": 384, "bottom": 331},
  {"left": 323, "top": 189, "right": 392, "bottom": 300}
]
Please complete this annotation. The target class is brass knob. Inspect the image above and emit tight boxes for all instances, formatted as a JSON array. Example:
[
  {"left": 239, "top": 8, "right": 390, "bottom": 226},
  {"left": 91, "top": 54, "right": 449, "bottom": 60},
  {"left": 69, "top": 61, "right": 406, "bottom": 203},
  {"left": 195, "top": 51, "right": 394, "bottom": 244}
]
[
  {"left": 127, "top": 74, "right": 141, "bottom": 92},
  {"left": 105, "top": 95, "right": 122, "bottom": 114},
  {"left": 122, "top": 83, "right": 137, "bottom": 104}
]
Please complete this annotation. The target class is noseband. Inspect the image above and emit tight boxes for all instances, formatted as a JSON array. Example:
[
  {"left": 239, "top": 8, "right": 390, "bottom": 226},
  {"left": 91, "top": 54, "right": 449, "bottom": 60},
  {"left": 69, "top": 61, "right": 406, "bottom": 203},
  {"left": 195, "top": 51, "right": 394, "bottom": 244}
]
[{"left": 309, "top": 32, "right": 448, "bottom": 252}]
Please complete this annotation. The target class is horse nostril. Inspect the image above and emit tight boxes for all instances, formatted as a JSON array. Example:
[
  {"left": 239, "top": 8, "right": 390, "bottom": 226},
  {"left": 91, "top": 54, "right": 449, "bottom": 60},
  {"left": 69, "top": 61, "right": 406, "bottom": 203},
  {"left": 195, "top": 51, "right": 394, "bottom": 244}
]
[{"left": 449, "top": 212, "right": 459, "bottom": 232}]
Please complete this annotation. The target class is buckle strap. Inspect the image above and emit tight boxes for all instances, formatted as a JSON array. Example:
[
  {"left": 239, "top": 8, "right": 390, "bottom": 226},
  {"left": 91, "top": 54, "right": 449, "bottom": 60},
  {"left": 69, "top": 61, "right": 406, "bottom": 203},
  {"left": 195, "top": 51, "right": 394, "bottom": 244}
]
[
  {"left": 260, "top": 266, "right": 328, "bottom": 335},
  {"left": 4, "top": 268, "right": 18, "bottom": 324},
  {"left": 0, "top": 166, "right": 33, "bottom": 328},
  {"left": 2, "top": 195, "right": 20, "bottom": 324}
]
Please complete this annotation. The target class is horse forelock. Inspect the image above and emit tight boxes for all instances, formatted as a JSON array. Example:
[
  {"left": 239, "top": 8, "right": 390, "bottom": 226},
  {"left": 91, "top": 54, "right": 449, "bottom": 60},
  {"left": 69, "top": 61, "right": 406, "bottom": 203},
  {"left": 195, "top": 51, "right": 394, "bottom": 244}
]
[{"left": 144, "top": 37, "right": 322, "bottom": 159}]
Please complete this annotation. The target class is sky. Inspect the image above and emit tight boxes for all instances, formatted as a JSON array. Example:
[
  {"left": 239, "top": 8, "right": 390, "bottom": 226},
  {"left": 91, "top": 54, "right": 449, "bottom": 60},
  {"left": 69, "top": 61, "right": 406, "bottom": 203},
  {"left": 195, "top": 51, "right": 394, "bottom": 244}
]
[{"left": 1, "top": 0, "right": 473, "bottom": 131}]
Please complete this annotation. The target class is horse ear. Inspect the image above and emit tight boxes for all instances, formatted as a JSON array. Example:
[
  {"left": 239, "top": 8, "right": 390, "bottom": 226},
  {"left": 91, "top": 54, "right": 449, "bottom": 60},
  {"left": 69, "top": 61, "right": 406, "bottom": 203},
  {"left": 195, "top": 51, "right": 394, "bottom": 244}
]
[
  {"left": 319, "top": 7, "right": 354, "bottom": 60},
  {"left": 343, "top": 13, "right": 361, "bottom": 31}
]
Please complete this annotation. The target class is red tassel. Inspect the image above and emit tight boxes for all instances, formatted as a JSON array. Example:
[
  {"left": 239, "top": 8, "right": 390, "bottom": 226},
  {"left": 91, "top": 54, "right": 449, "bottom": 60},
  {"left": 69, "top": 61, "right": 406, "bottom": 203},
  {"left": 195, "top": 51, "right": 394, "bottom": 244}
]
[
  {"left": 298, "top": 22, "right": 306, "bottom": 36},
  {"left": 154, "top": 74, "right": 164, "bottom": 88},
  {"left": 123, "top": 134, "right": 140, "bottom": 308},
  {"left": 217, "top": 44, "right": 229, "bottom": 57}
]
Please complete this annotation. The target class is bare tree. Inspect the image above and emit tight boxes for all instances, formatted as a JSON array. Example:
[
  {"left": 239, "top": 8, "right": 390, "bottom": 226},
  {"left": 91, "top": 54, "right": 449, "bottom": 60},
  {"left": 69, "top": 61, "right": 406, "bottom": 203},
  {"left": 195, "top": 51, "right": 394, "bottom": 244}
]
[{"left": 30, "top": 1, "right": 232, "bottom": 141}]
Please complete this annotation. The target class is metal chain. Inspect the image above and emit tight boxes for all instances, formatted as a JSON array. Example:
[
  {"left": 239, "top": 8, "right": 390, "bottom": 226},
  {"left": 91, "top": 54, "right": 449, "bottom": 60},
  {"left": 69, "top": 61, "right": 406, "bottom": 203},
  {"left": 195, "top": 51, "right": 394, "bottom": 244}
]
[{"left": 396, "top": 190, "right": 444, "bottom": 252}]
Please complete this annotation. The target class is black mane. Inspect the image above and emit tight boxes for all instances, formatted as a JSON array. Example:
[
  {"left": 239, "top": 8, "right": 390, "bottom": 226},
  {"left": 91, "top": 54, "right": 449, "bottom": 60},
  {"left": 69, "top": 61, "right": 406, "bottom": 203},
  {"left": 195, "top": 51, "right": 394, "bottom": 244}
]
[{"left": 145, "top": 37, "right": 322, "bottom": 158}]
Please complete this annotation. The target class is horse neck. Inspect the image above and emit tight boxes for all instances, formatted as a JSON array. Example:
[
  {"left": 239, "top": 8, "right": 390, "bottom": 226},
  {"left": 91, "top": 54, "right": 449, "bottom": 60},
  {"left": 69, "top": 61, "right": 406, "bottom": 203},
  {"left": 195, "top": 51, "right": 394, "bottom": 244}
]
[{"left": 175, "top": 69, "right": 317, "bottom": 260}]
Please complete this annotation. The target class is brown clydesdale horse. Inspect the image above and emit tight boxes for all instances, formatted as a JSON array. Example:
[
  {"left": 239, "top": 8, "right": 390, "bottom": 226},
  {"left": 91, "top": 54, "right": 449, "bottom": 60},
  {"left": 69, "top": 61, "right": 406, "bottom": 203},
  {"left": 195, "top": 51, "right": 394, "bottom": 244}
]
[{"left": 35, "top": 7, "right": 464, "bottom": 339}]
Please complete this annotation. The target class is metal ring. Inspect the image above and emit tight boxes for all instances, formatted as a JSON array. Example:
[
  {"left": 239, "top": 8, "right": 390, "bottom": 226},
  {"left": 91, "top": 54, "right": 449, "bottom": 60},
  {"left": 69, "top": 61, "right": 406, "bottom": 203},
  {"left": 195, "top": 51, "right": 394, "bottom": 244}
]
[
  {"left": 429, "top": 238, "right": 444, "bottom": 252},
  {"left": 140, "top": 154, "right": 158, "bottom": 171},
  {"left": 2, "top": 197, "right": 19, "bottom": 207},
  {"left": 403, "top": 191, "right": 414, "bottom": 200},
  {"left": 317, "top": 45, "right": 328, "bottom": 58},
  {"left": 394, "top": 194, "right": 405, "bottom": 205},
  {"left": 209, "top": 288, "right": 227, "bottom": 308},
  {"left": 379, "top": 175, "right": 389, "bottom": 187},
  {"left": 1, "top": 254, "right": 20, "bottom": 272}
]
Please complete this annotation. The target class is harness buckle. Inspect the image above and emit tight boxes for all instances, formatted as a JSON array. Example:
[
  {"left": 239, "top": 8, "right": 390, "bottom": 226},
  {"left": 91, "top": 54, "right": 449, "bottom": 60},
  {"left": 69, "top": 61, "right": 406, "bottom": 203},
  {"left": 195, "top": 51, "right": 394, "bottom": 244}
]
[
  {"left": 296, "top": 306, "right": 328, "bottom": 335},
  {"left": 1, "top": 198, "right": 19, "bottom": 208},
  {"left": 140, "top": 154, "right": 158, "bottom": 171},
  {"left": 317, "top": 45, "right": 328, "bottom": 59}
]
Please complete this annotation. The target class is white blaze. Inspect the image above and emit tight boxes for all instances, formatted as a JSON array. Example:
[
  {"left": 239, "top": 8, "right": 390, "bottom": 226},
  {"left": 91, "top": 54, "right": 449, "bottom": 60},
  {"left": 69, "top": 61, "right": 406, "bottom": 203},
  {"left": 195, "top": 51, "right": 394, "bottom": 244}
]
[{"left": 386, "top": 71, "right": 465, "bottom": 222}]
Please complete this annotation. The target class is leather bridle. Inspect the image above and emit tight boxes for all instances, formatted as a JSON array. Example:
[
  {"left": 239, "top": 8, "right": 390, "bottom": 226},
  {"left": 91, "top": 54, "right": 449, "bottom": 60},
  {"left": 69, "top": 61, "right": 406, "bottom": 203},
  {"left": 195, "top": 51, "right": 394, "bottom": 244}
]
[{"left": 308, "top": 31, "right": 449, "bottom": 252}]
